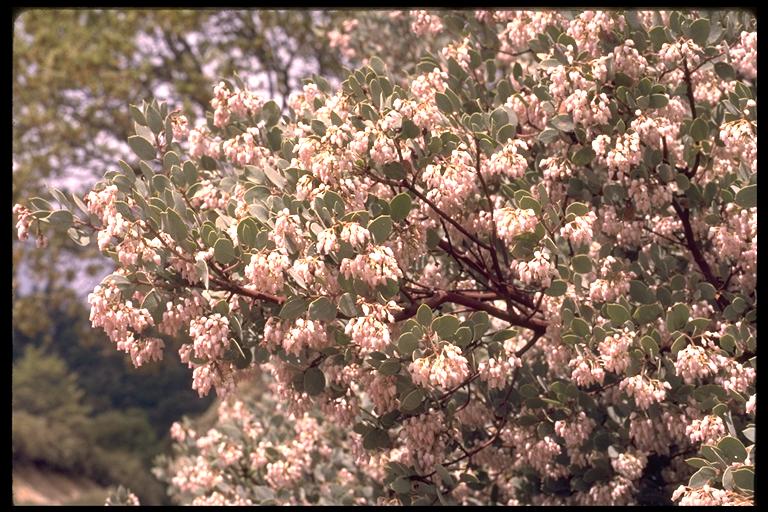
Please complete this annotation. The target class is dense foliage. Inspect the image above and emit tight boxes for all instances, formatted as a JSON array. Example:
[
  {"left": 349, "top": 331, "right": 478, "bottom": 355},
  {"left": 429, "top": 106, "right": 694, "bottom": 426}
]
[
  {"left": 17, "top": 9, "right": 756, "bottom": 506},
  {"left": 13, "top": 10, "right": 349, "bottom": 504}
]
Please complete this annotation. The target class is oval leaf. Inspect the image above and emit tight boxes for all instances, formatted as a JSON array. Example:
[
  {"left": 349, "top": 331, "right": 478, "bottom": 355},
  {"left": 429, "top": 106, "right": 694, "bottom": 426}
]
[
  {"left": 303, "top": 367, "right": 326, "bottom": 396},
  {"left": 128, "top": 135, "right": 157, "bottom": 161}
]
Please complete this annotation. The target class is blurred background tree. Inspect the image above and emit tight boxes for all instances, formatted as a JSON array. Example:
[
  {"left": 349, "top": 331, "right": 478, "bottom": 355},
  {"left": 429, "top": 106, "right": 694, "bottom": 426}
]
[
  {"left": 12, "top": 345, "right": 167, "bottom": 504},
  {"left": 13, "top": 9, "right": 352, "bottom": 293}
]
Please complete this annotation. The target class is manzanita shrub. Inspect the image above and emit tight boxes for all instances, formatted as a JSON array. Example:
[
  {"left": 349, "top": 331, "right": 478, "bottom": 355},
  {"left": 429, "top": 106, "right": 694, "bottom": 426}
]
[{"left": 16, "top": 9, "right": 756, "bottom": 506}]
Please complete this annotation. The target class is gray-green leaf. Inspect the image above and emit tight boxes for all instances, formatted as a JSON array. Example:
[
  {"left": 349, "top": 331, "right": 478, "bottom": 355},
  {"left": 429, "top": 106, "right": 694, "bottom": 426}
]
[{"left": 128, "top": 135, "right": 157, "bottom": 161}]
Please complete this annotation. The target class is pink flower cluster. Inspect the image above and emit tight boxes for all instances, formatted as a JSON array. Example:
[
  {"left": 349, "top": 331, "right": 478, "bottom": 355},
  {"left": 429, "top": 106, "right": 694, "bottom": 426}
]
[
  {"left": 560, "top": 211, "right": 597, "bottom": 247},
  {"left": 613, "top": 40, "right": 649, "bottom": 80},
  {"left": 729, "top": 31, "right": 757, "bottom": 79},
  {"left": 190, "top": 179, "right": 230, "bottom": 210},
  {"left": 340, "top": 245, "right": 402, "bottom": 289},
  {"left": 409, "top": 342, "right": 470, "bottom": 390},
  {"left": 483, "top": 140, "right": 529, "bottom": 179},
  {"left": 159, "top": 293, "right": 206, "bottom": 336},
  {"left": 672, "top": 485, "right": 747, "bottom": 506},
  {"left": 619, "top": 375, "right": 670, "bottom": 410},
  {"left": 685, "top": 414, "right": 726, "bottom": 445},
  {"left": 566, "top": 11, "right": 624, "bottom": 58},
  {"left": 494, "top": 207, "right": 538, "bottom": 242},
  {"left": 244, "top": 251, "right": 290, "bottom": 295},
  {"left": 422, "top": 145, "right": 476, "bottom": 211},
  {"left": 12, "top": 204, "right": 35, "bottom": 243},
  {"left": 327, "top": 19, "right": 358, "bottom": 60},
  {"left": 399, "top": 411, "right": 447, "bottom": 471},
  {"left": 409, "top": 10, "right": 443, "bottom": 35},
  {"left": 674, "top": 344, "right": 719, "bottom": 384},
  {"left": 189, "top": 314, "right": 230, "bottom": 361},
  {"left": 345, "top": 314, "right": 391, "bottom": 354},
  {"left": 87, "top": 280, "right": 164, "bottom": 367},
  {"left": 604, "top": 132, "right": 641, "bottom": 176},
  {"left": 263, "top": 317, "right": 331, "bottom": 356},
  {"left": 598, "top": 329, "right": 633, "bottom": 374},
  {"left": 478, "top": 352, "right": 522, "bottom": 390},
  {"left": 554, "top": 411, "right": 595, "bottom": 449},
  {"left": 611, "top": 451, "right": 647, "bottom": 481},
  {"left": 210, "top": 81, "right": 265, "bottom": 128},
  {"left": 569, "top": 353, "right": 605, "bottom": 388}
]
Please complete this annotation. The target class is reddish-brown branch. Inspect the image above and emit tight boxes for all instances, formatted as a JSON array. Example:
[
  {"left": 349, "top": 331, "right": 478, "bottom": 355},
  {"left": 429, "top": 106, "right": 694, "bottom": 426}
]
[
  {"left": 670, "top": 199, "right": 727, "bottom": 311},
  {"left": 393, "top": 289, "right": 546, "bottom": 334}
]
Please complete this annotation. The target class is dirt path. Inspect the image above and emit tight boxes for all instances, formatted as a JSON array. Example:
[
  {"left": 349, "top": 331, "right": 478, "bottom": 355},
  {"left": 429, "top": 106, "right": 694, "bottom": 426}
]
[{"left": 12, "top": 464, "right": 108, "bottom": 506}]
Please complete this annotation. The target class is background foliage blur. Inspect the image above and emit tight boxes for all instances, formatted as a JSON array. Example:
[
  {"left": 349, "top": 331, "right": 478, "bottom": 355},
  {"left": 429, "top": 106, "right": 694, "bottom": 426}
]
[{"left": 11, "top": 8, "right": 380, "bottom": 504}]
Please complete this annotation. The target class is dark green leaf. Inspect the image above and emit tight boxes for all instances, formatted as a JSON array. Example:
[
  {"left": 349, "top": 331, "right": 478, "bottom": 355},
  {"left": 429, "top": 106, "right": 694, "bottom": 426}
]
[
  {"left": 629, "top": 280, "right": 656, "bottom": 304},
  {"left": 338, "top": 293, "right": 358, "bottom": 317},
  {"left": 666, "top": 303, "right": 690, "bottom": 332},
  {"left": 551, "top": 114, "right": 574, "bottom": 132},
  {"left": 689, "top": 466, "right": 717, "bottom": 488},
  {"left": 416, "top": 304, "right": 433, "bottom": 326},
  {"left": 397, "top": 332, "right": 420, "bottom": 355},
  {"left": 363, "top": 428, "right": 391, "bottom": 450},
  {"left": 565, "top": 202, "right": 589, "bottom": 217},
  {"left": 368, "top": 215, "right": 393, "bottom": 244},
  {"left": 685, "top": 457, "right": 710, "bottom": 469},
  {"left": 689, "top": 18, "right": 711, "bottom": 46},
  {"left": 496, "top": 124, "right": 517, "bottom": 143},
  {"left": 431, "top": 315, "right": 460, "bottom": 340},
  {"left": 379, "top": 360, "right": 402, "bottom": 376},
  {"left": 308, "top": 297, "right": 337, "bottom": 322},
  {"left": 571, "top": 317, "right": 590, "bottom": 337},
  {"left": 571, "top": 146, "right": 595, "bottom": 166},
  {"left": 453, "top": 326, "right": 472, "bottom": 348},
  {"left": 46, "top": 210, "right": 74, "bottom": 229},
  {"left": 390, "top": 476, "right": 411, "bottom": 494},
  {"left": 279, "top": 296, "right": 308, "bottom": 321},
  {"left": 389, "top": 193, "right": 412, "bottom": 222},
  {"left": 714, "top": 62, "right": 735, "bottom": 80},
  {"left": 649, "top": 94, "right": 669, "bottom": 109},
  {"left": 164, "top": 209, "right": 188, "bottom": 242},
  {"left": 435, "top": 92, "right": 454, "bottom": 114},
  {"left": 649, "top": 26, "right": 669, "bottom": 50},
  {"left": 735, "top": 185, "right": 756, "bottom": 209},
  {"left": 690, "top": 118, "right": 708, "bottom": 142},
  {"left": 518, "top": 196, "right": 541, "bottom": 215},
  {"left": 545, "top": 280, "right": 568, "bottom": 297},
  {"left": 303, "top": 367, "right": 326, "bottom": 396},
  {"left": 214, "top": 238, "right": 236, "bottom": 265},
  {"left": 571, "top": 255, "right": 592, "bottom": 274},
  {"left": 435, "top": 464, "right": 455, "bottom": 487},
  {"left": 400, "top": 388, "right": 425, "bottom": 412},
  {"left": 717, "top": 436, "right": 747, "bottom": 464},
  {"left": 732, "top": 468, "right": 754, "bottom": 491},
  {"left": 606, "top": 304, "right": 631, "bottom": 324},
  {"left": 640, "top": 336, "right": 660, "bottom": 358},
  {"left": 383, "top": 161, "right": 406, "bottom": 180}
]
